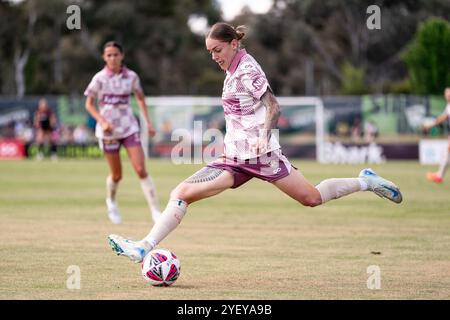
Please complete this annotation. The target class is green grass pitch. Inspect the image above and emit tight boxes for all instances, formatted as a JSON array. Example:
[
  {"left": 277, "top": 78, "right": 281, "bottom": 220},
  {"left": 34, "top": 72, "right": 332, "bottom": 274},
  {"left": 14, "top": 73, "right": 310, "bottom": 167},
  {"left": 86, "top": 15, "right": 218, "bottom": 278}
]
[{"left": 1, "top": 158, "right": 449, "bottom": 299}]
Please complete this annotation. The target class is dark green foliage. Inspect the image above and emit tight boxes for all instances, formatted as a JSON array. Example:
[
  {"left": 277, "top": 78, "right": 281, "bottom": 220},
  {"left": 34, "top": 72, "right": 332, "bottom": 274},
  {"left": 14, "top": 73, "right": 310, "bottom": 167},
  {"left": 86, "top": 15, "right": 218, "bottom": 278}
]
[
  {"left": 403, "top": 18, "right": 450, "bottom": 95},
  {"left": 1, "top": 0, "right": 450, "bottom": 96}
]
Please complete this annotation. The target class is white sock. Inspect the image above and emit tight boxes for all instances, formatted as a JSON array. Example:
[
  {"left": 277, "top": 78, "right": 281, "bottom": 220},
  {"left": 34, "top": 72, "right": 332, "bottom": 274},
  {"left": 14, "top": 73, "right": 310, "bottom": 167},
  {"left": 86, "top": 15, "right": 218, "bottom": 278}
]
[
  {"left": 358, "top": 178, "right": 369, "bottom": 191},
  {"left": 140, "top": 175, "right": 161, "bottom": 222},
  {"left": 140, "top": 199, "right": 188, "bottom": 250},
  {"left": 106, "top": 175, "right": 118, "bottom": 202},
  {"left": 315, "top": 178, "right": 362, "bottom": 204},
  {"left": 437, "top": 150, "right": 450, "bottom": 178}
]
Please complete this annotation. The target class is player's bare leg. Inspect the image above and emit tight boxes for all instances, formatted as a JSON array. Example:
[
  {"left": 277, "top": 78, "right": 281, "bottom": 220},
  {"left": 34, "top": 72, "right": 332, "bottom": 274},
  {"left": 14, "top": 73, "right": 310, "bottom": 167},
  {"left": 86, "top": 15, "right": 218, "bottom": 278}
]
[
  {"left": 108, "top": 167, "right": 234, "bottom": 262},
  {"left": 273, "top": 167, "right": 402, "bottom": 205},
  {"left": 427, "top": 143, "right": 450, "bottom": 183},
  {"left": 170, "top": 167, "right": 234, "bottom": 204},
  {"left": 35, "top": 129, "right": 45, "bottom": 160}
]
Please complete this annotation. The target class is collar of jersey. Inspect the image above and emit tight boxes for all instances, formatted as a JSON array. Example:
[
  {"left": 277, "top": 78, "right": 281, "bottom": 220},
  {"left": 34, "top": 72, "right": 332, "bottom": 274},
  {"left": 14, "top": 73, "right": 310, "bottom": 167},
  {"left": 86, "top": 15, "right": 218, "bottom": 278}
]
[
  {"left": 227, "top": 49, "right": 247, "bottom": 75},
  {"left": 104, "top": 65, "right": 129, "bottom": 78}
]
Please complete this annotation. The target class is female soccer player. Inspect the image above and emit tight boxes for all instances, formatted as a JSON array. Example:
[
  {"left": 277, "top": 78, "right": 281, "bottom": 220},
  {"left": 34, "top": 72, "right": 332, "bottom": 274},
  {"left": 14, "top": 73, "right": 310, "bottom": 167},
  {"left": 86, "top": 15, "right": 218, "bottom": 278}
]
[
  {"left": 85, "top": 41, "right": 161, "bottom": 224},
  {"left": 108, "top": 23, "right": 402, "bottom": 262},
  {"left": 424, "top": 87, "right": 450, "bottom": 183}
]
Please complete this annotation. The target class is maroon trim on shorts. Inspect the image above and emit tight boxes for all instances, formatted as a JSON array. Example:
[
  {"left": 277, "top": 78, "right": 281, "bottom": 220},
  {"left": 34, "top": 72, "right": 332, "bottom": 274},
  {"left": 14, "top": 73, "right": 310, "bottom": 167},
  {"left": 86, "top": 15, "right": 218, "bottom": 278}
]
[
  {"left": 207, "top": 161, "right": 253, "bottom": 189},
  {"left": 101, "top": 132, "right": 141, "bottom": 154},
  {"left": 207, "top": 150, "right": 292, "bottom": 189}
]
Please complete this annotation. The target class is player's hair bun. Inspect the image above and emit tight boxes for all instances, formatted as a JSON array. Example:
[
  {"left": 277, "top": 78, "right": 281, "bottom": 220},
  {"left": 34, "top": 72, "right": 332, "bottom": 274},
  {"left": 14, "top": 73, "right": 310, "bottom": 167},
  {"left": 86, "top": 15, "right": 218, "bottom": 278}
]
[{"left": 235, "top": 25, "right": 246, "bottom": 41}]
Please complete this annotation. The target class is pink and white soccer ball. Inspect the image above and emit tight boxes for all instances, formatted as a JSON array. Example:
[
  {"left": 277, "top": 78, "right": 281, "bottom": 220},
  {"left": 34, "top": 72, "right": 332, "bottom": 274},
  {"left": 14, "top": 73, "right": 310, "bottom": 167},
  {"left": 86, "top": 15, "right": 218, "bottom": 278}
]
[{"left": 141, "top": 248, "right": 181, "bottom": 287}]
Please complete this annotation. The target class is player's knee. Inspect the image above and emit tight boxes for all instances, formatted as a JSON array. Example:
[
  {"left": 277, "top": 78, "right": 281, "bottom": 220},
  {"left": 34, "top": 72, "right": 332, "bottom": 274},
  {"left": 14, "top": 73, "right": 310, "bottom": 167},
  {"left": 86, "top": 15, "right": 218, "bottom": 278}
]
[
  {"left": 135, "top": 167, "right": 147, "bottom": 179},
  {"left": 111, "top": 174, "right": 122, "bottom": 182},
  {"left": 170, "top": 183, "right": 195, "bottom": 204},
  {"left": 298, "top": 194, "right": 322, "bottom": 207}
]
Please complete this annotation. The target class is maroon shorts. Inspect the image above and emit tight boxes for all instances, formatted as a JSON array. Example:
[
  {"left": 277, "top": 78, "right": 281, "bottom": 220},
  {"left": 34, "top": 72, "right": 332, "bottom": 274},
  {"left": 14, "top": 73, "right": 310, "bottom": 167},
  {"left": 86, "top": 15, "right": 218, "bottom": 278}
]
[
  {"left": 207, "top": 149, "right": 294, "bottom": 189},
  {"left": 99, "top": 132, "right": 141, "bottom": 154}
]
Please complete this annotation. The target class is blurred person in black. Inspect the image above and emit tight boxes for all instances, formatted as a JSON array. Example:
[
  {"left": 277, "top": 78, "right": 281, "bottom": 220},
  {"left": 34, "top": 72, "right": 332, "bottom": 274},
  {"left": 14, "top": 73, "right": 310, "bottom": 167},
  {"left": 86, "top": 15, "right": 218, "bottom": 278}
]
[{"left": 33, "top": 98, "right": 58, "bottom": 160}]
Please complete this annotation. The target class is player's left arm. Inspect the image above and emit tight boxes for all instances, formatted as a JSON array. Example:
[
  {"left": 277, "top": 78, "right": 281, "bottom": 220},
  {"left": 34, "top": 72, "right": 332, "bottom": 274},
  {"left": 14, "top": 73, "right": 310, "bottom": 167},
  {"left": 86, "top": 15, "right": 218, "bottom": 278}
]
[
  {"left": 134, "top": 89, "right": 156, "bottom": 137},
  {"left": 261, "top": 88, "right": 281, "bottom": 141},
  {"left": 424, "top": 111, "right": 449, "bottom": 130},
  {"left": 433, "top": 112, "right": 449, "bottom": 127},
  {"left": 251, "top": 88, "right": 281, "bottom": 155}
]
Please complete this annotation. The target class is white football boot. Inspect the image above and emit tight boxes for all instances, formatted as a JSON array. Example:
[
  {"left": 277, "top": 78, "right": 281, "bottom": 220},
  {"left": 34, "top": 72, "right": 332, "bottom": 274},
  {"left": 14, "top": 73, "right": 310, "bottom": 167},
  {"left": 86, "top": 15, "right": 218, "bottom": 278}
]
[
  {"left": 108, "top": 234, "right": 147, "bottom": 263},
  {"left": 359, "top": 168, "right": 403, "bottom": 204},
  {"left": 106, "top": 198, "right": 122, "bottom": 224}
]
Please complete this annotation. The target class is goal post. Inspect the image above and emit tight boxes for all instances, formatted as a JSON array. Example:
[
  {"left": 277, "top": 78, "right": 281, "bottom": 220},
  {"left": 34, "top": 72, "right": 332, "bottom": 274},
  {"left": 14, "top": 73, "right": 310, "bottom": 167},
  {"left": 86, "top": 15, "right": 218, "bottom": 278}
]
[
  {"left": 140, "top": 96, "right": 326, "bottom": 162},
  {"left": 276, "top": 97, "right": 326, "bottom": 163}
]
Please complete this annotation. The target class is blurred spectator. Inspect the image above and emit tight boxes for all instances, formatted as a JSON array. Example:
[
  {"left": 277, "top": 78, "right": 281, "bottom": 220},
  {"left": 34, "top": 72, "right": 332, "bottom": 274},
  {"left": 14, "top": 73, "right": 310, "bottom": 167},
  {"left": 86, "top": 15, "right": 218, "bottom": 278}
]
[
  {"left": 160, "top": 119, "right": 173, "bottom": 141},
  {"left": 1, "top": 121, "right": 15, "bottom": 138},
  {"left": 73, "top": 124, "right": 90, "bottom": 145},
  {"left": 57, "top": 124, "right": 70, "bottom": 145},
  {"left": 73, "top": 124, "right": 90, "bottom": 156},
  {"left": 57, "top": 125, "right": 73, "bottom": 157},
  {"left": 33, "top": 98, "right": 58, "bottom": 161},
  {"left": 364, "top": 120, "right": 379, "bottom": 143},
  {"left": 14, "top": 120, "right": 34, "bottom": 157},
  {"left": 336, "top": 121, "right": 350, "bottom": 138},
  {"left": 14, "top": 120, "right": 34, "bottom": 141},
  {"left": 351, "top": 116, "right": 363, "bottom": 143}
]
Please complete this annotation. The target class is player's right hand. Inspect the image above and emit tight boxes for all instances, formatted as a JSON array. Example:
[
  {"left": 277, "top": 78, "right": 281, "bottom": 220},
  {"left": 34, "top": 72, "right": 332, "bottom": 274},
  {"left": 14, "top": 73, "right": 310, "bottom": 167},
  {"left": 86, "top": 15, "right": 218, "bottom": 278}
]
[
  {"left": 422, "top": 123, "right": 433, "bottom": 132},
  {"left": 147, "top": 125, "right": 156, "bottom": 138},
  {"left": 100, "top": 119, "right": 113, "bottom": 133},
  {"left": 422, "top": 118, "right": 436, "bottom": 131},
  {"left": 250, "top": 137, "right": 269, "bottom": 155}
]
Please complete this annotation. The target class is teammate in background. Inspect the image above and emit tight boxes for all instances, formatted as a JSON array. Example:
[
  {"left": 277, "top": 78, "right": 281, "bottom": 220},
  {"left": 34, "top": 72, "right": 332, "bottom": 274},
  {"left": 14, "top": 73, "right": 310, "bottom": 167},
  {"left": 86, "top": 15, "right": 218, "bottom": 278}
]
[
  {"left": 85, "top": 41, "right": 161, "bottom": 224},
  {"left": 424, "top": 87, "right": 450, "bottom": 183},
  {"left": 33, "top": 98, "right": 58, "bottom": 161},
  {"left": 108, "top": 23, "right": 403, "bottom": 262}
]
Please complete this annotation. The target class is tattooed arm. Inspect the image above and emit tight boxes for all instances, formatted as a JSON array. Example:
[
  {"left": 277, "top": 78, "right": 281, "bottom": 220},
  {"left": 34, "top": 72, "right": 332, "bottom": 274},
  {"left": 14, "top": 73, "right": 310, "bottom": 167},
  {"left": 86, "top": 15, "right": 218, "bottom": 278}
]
[
  {"left": 251, "top": 89, "right": 281, "bottom": 155},
  {"left": 261, "top": 88, "right": 281, "bottom": 140}
]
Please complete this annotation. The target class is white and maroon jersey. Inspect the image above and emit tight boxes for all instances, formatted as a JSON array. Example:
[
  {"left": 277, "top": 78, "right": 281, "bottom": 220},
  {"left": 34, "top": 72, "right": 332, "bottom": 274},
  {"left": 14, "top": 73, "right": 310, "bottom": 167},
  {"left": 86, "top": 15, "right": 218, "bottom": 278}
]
[
  {"left": 84, "top": 66, "right": 142, "bottom": 140},
  {"left": 221, "top": 49, "right": 281, "bottom": 160}
]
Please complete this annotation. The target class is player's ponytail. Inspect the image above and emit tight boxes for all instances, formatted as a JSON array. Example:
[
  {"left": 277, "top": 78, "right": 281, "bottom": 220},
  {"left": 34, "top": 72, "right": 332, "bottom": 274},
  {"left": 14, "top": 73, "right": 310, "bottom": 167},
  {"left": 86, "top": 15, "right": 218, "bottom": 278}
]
[{"left": 234, "top": 25, "right": 247, "bottom": 41}]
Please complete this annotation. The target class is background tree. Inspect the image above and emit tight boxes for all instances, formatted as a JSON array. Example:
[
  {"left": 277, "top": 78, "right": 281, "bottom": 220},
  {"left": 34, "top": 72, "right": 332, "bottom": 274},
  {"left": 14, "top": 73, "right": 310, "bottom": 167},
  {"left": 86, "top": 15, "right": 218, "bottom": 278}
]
[
  {"left": 402, "top": 17, "right": 450, "bottom": 95},
  {"left": 1, "top": 0, "right": 449, "bottom": 96},
  {"left": 339, "top": 62, "right": 369, "bottom": 95}
]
